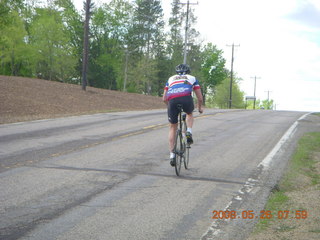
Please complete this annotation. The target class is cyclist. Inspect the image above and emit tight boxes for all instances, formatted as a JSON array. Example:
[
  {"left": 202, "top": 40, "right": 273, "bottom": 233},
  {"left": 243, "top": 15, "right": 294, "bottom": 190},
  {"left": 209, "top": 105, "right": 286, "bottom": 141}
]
[{"left": 162, "top": 64, "right": 203, "bottom": 166}]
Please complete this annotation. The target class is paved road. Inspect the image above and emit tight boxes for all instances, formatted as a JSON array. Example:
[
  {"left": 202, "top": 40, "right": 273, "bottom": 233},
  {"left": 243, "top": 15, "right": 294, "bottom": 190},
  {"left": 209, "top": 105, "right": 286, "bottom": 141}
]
[{"left": 0, "top": 109, "right": 316, "bottom": 240}]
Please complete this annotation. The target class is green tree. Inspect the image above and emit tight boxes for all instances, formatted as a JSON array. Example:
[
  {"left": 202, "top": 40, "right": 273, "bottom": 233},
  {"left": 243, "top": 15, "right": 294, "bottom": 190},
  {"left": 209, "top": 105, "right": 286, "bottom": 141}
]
[
  {"left": 245, "top": 99, "right": 274, "bottom": 110},
  {"left": 129, "top": 56, "right": 158, "bottom": 94},
  {"left": 185, "top": 5, "right": 200, "bottom": 65},
  {"left": 89, "top": 0, "right": 133, "bottom": 90},
  {"left": 29, "top": 8, "right": 77, "bottom": 81},
  {"left": 200, "top": 43, "right": 227, "bottom": 105},
  {"left": 245, "top": 99, "right": 257, "bottom": 109},
  {"left": 0, "top": 0, "right": 249, "bottom": 104},
  {"left": 55, "top": 0, "right": 83, "bottom": 83},
  {"left": 0, "top": 10, "right": 31, "bottom": 76},
  {"left": 106, "top": 0, "right": 133, "bottom": 90},
  {"left": 127, "top": 0, "right": 164, "bottom": 94},
  {"left": 0, "top": 0, "right": 35, "bottom": 76},
  {"left": 210, "top": 74, "right": 245, "bottom": 109},
  {"left": 153, "top": 28, "right": 171, "bottom": 96},
  {"left": 260, "top": 99, "right": 274, "bottom": 110},
  {"left": 167, "top": 0, "right": 184, "bottom": 66},
  {"left": 130, "top": 0, "right": 164, "bottom": 55}
]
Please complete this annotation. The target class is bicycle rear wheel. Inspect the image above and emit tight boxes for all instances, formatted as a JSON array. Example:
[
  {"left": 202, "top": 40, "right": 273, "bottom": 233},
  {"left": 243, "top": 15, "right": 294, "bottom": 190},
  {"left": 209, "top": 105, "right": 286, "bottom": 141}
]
[{"left": 174, "top": 129, "right": 183, "bottom": 176}]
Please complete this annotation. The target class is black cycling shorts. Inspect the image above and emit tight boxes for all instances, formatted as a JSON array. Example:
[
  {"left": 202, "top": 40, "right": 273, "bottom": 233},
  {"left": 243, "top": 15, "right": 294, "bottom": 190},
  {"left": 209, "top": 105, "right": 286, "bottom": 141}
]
[{"left": 167, "top": 95, "right": 194, "bottom": 124}]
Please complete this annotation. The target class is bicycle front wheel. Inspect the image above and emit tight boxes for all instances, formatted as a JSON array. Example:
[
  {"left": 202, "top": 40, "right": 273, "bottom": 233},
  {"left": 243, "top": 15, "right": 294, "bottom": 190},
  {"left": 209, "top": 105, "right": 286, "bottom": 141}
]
[
  {"left": 174, "top": 129, "right": 183, "bottom": 176},
  {"left": 184, "top": 144, "right": 190, "bottom": 169},
  {"left": 183, "top": 121, "right": 189, "bottom": 169}
]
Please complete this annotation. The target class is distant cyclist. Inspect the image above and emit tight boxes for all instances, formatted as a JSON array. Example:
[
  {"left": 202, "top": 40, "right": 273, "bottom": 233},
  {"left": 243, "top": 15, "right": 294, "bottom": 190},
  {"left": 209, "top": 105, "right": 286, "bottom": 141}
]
[{"left": 162, "top": 64, "right": 204, "bottom": 166}]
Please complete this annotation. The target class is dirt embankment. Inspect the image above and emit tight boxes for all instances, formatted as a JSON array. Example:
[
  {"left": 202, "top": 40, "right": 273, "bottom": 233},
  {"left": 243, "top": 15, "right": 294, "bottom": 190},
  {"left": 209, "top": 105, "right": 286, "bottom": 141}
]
[{"left": 0, "top": 75, "right": 165, "bottom": 124}]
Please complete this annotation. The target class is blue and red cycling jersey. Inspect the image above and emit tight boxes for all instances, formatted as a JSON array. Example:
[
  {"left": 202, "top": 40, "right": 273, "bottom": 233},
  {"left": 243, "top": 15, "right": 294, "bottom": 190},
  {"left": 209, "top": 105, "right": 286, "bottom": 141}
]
[{"left": 164, "top": 74, "right": 201, "bottom": 101}]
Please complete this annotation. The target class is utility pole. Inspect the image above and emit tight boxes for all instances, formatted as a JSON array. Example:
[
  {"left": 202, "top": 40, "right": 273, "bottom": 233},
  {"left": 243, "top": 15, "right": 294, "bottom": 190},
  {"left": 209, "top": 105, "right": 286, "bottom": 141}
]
[
  {"left": 226, "top": 43, "right": 240, "bottom": 109},
  {"left": 81, "top": 0, "right": 92, "bottom": 91},
  {"left": 178, "top": 0, "right": 198, "bottom": 64},
  {"left": 265, "top": 90, "right": 272, "bottom": 102},
  {"left": 265, "top": 90, "right": 272, "bottom": 109},
  {"left": 251, "top": 76, "right": 261, "bottom": 109},
  {"left": 123, "top": 49, "right": 129, "bottom": 92}
]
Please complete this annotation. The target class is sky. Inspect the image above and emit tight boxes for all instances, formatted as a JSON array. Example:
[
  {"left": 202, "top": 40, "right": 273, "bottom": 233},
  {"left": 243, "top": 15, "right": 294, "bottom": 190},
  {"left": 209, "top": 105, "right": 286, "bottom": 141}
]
[
  {"left": 192, "top": 0, "right": 320, "bottom": 112},
  {"left": 73, "top": 0, "right": 320, "bottom": 112}
]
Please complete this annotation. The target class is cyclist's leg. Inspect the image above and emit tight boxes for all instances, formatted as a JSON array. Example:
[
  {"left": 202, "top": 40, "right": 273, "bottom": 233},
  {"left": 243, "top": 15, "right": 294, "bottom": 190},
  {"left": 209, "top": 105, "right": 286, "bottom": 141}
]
[
  {"left": 185, "top": 114, "right": 194, "bottom": 144},
  {"left": 169, "top": 123, "right": 178, "bottom": 154},
  {"left": 167, "top": 99, "right": 179, "bottom": 164},
  {"left": 186, "top": 113, "right": 193, "bottom": 129},
  {"left": 181, "top": 95, "right": 194, "bottom": 129},
  {"left": 181, "top": 96, "right": 194, "bottom": 144}
]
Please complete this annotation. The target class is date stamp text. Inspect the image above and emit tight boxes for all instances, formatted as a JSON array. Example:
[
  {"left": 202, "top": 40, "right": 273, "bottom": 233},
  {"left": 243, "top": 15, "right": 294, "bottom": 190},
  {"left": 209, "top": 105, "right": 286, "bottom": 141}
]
[{"left": 212, "top": 210, "right": 308, "bottom": 220}]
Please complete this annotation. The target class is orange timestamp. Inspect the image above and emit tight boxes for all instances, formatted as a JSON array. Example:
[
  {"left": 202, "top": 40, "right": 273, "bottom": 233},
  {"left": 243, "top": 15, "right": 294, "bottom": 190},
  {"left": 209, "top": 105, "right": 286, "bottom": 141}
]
[{"left": 212, "top": 210, "right": 308, "bottom": 220}]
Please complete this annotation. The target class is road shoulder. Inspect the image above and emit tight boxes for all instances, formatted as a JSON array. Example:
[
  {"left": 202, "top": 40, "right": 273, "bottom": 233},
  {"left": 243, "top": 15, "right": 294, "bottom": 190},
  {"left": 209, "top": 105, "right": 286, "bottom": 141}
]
[{"left": 247, "top": 129, "right": 320, "bottom": 240}]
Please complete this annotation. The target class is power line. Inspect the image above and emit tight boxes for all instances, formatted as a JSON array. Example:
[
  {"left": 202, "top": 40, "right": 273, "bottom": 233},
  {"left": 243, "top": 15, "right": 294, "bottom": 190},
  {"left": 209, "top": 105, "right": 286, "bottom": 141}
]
[{"left": 226, "top": 43, "right": 240, "bottom": 109}]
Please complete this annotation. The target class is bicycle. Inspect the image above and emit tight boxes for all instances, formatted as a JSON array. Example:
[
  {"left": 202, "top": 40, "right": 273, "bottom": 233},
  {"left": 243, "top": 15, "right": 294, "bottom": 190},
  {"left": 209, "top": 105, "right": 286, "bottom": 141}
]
[{"left": 173, "top": 104, "right": 191, "bottom": 176}]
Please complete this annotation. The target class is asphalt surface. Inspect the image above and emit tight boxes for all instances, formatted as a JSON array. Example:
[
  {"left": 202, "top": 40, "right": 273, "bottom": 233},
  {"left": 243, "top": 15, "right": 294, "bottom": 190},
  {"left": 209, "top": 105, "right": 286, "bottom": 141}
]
[{"left": 1, "top": 109, "right": 317, "bottom": 240}]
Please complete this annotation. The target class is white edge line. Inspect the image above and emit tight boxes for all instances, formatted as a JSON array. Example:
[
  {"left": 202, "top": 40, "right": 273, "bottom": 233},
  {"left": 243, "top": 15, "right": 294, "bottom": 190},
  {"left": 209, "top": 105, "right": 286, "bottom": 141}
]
[{"left": 258, "top": 112, "right": 312, "bottom": 168}]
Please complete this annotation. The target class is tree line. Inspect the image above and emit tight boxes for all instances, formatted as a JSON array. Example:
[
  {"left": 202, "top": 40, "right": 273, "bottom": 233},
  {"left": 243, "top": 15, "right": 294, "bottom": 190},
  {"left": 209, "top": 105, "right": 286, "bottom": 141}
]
[{"left": 0, "top": 0, "right": 247, "bottom": 108}]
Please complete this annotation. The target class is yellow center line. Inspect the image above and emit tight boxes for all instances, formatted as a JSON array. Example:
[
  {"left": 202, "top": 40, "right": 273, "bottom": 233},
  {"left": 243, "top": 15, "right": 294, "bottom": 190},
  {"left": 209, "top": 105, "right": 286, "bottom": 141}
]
[
  {"left": 143, "top": 125, "right": 157, "bottom": 129},
  {"left": 195, "top": 115, "right": 209, "bottom": 119},
  {"left": 119, "top": 130, "right": 145, "bottom": 138}
]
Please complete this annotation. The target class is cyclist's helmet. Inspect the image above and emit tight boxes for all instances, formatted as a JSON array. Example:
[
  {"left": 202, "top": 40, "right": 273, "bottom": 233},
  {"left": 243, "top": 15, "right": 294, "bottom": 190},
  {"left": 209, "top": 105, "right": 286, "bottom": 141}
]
[{"left": 175, "top": 64, "right": 191, "bottom": 75}]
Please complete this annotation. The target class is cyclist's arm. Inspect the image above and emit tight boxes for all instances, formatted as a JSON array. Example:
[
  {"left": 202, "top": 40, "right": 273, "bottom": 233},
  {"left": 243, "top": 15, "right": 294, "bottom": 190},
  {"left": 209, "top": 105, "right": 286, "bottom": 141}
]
[
  {"left": 194, "top": 88, "right": 203, "bottom": 113},
  {"left": 162, "top": 89, "right": 168, "bottom": 105}
]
